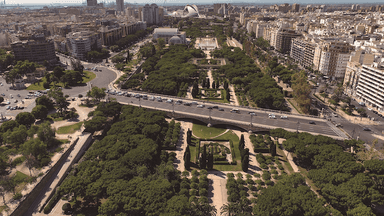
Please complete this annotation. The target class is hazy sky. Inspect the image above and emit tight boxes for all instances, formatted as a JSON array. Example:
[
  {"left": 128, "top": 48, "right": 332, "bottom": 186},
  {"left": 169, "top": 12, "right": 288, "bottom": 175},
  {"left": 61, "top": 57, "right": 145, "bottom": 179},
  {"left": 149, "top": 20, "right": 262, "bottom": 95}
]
[{"left": 2, "top": 0, "right": 382, "bottom": 5}]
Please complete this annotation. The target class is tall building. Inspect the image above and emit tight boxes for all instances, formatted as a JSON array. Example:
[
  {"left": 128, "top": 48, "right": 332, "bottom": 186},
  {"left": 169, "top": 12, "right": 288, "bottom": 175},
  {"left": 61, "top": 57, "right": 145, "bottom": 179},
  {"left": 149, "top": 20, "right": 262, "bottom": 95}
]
[
  {"left": 292, "top": 3, "right": 300, "bottom": 12},
  {"left": 356, "top": 64, "right": 384, "bottom": 112},
  {"left": 116, "top": 0, "right": 124, "bottom": 12},
  {"left": 87, "top": 0, "right": 97, "bottom": 7},
  {"left": 11, "top": 36, "right": 56, "bottom": 64},
  {"left": 274, "top": 28, "right": 301, "bottom": 54},
  {"left": 290, "top": 38, "right": 316, "bottom": 68},
  {"left": 318, "top": 42, "right": 353, "bottom": 79},
  {"left": 66, "top": 31, "right": 101, "bottom": 60},
  {"left": 139, "top": 4, "right": 163, "bottom": 26}
]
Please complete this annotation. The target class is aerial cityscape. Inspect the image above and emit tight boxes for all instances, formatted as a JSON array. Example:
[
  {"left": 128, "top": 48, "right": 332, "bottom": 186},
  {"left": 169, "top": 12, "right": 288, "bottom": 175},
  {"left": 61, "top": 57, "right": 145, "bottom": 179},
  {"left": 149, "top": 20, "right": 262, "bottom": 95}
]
[{"left": 0, "top": 0, "right": 384, "bottom": 215}]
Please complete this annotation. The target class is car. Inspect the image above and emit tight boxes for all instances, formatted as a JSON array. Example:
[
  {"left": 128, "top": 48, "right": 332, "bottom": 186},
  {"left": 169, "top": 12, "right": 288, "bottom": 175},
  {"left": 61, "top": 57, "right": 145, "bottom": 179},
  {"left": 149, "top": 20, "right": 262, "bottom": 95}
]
[
  {"left": 280, "top": 115, "right": 288, "bottom": 119},
  {"left": 184, "top": 102, "right": 191, "bottom": 106},
  {"left": 309, "top": 121, "right": 316, "bottom": 124},
  {"left": 335, "top": 124, "right": 342, "bottom": 127},
  {"left": 249, "top": 112, "right": 256, "bottom": 116},
  {"left": 157, "top": 97, "right": 162, "bottom": 102},
  {"left": 212, "top": 106, "right": 219, "bottom": 109},
  {"left": 363, "top": 128, "right": 371, "bottom": 131},
  {"left": 368, "top": 108, "right": 373, "bottom": 111},
  {"left": 269, "top": 115, "right": 276, "bottom": 119},
  {"left": 175, "top": 100, "right": 183, "bottom": 105},
  {"left": 230, "top": 109, "right": 240, "bottom": 113},
  {"left": 6, "top": 106, "right": 10, "bottom": 110},
  {"left": 25, "top": 96, "right": 30, "bottom": 99},
  {"left": 142, "top": 95, "right": 148, "bottom": 100},
  {"left": 207, "top": 106, "right": 213, "bottom": 109},
  {"left": 135, "top": 94, "right": 141, "bottom": 98},
  {"left": 14, "top": 100, "right": 18, "bottom": 103},
  {"left": 197, "top": 104, "right": 205, "bottom": 108},
  {"left": 11, "top": 106, "right": 17, "bottom": 110},
  {"left": 5, "top": 101, "right": 10, "bottom": 105},
  {"left": 166, "top": 99, "right": 173, "bottom": 103},
  {"left": 191, "top": 101, "right": 198, "bottom": 105},
  {"left": 1, "top": 93, "right": 4, "bottom": 96},
  {"left": 149, "top": 96, "right": 155, "bottom": 101},
  {"left": 218, "top": 108, "right": 224, "bottom": 111}
]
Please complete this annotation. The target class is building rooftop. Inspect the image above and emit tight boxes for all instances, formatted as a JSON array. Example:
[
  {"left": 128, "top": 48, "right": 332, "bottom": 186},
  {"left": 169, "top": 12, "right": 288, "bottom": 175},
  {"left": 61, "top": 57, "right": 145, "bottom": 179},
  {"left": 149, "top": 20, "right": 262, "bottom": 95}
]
[{"left": 154, "top": 28, "right": 178, "bottom": 34}]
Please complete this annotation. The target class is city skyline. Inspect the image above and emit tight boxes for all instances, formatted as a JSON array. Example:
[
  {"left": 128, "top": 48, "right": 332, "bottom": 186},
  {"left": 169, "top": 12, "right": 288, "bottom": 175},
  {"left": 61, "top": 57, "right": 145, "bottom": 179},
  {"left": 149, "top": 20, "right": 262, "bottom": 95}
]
[{"left": 2, "top": 0, "right": 384, "bottom": 6}]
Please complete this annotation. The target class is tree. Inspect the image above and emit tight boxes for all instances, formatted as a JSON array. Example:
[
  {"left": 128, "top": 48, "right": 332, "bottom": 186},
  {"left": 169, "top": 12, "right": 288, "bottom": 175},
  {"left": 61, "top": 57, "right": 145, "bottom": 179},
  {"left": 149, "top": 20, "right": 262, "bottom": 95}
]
[
  {"left": 4, "top": 70, "right": 18, "bottom": 88},
  {"left": 0, "top": 97, "right": 3, "bottom": 103},
  {"left": 346, "top": 203, "right": 375, "bottom": 216},
  {"left": 184, "top": 145, "right": 191, "bottom": 170},
  {"left": 36, "top": 95, "right": 54, "bottom": 110},
  {"left": 291, "top": 70, "right": 311, "bottom": 113},
  {"left": 53, "top": 66, "right": 65, "bottom": 80},
  {"left": 23, "top": 154, "right": 38, "bottom": 176},
  {"left": 37, "top": 121, "right": 56, "bottom": 148},
  {"left": 70, "top": 59, "right": 84, "bottom": 74},
  {"left": 192, "top": 81, "right": 199, "bottom": 98},
  {"left": 212, "top": 81, "right": 216, "bottom": 89},
  {"left": 216, "top": 80, "right": 220, "bottom": 89},
  {"left": 15, "top": 112, "right": 35, "bottom": 127},
  {"left": 87, "top": 86, "right": 106, "bottom": 103},
  {"left": 207, "top": 78, "right": 210, "bottom": 89},
  {"left": 187, "top": 129, "right": 192, "bottom": 145},
  {"left": 158, "top": 38, "right": 165, "bottom": 49},
  {"left": 207, "top": 152, "right": 214, "bottom": 170},
  {"left": 62, "top": 203, "right": 72, "bottom": 214},
  {"left": 226, "top": 90, "right": 230, "bottom": 102},
  {"left": 31, "top": 105, "right": 48, "bottom": 120},
  {"left": 48, "top": 87, "right": 69, "bottom": 115},
  {"left": 200, "top": 145, "right": 207, "bottom": 169},
  {"left": 224, "top": 80, "right": 229, "bottom": 90},
  {"left": 84, "top": 116, "right": 107, "bottom": 133},
  {"left": 239, "top": 134, "right": 245, "bottom": 151},
  {"left": 220, "top": 203, "right": 239, "bottom": 216},
  {"left": 270, "top": 142, "right": 276, "bottom": 157}
]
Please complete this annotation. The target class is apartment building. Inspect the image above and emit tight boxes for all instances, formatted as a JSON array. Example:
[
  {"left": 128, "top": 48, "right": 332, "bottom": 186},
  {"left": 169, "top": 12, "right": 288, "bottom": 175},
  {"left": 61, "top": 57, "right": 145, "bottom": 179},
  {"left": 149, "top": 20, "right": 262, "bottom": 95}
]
[
  {"left": 139, "top": 4, "right": 163, "bottom": 26},
  {"left": 318, "top": 42, "right": 353, "bottom": 79},
  {"left": 290, "top": 38, "right": 316, "bottom": 68},
  {"left": 99, "top": 21, "right": 146, "bottom": 46},
  {"left": 11, "top": 36, "right": 56, "bottom": 63},
  {"left": 66, "top": 31, "right": 101, "bottom": 60},
  {"left": 256, "top": 23, "right": 267, "bottom": 38},
  {"left": 116, "top": 0, "right": 124, "bottom": 12},
  {"left": 275, "top": 28, "right": 301, "bottom": 54},
  {"left": 292, "top": 3, "right": 300, "bottom": 12},
  {"left": 356, "top": 64, "right": 384, "bottom": 112},
  {"left": 87, "top": 0, "right": 97, "bottom": 7}
]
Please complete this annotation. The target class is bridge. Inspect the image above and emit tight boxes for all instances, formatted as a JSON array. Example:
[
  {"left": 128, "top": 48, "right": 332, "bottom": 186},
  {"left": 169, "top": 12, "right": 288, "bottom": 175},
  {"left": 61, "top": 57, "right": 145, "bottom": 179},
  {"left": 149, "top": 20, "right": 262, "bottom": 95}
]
[{"left": 115, "top": 91, "right": 349, "bottom": 140}]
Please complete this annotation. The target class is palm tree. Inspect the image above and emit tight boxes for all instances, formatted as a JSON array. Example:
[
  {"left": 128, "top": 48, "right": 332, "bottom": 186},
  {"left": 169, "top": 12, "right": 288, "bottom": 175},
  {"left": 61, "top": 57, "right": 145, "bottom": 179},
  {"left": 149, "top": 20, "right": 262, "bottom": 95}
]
[
  {"left": 220, "top": 203, "right": 239, "bottom": 216},
  {"left": 191, "top": 200, "right": 217, "bottom": 216}
]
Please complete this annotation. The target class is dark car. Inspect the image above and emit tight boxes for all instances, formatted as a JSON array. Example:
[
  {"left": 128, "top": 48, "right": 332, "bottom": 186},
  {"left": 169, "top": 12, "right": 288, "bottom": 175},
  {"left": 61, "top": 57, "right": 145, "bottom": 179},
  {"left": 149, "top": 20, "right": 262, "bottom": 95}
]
[
  {"left": 309, "top": 121, "right": 316, "bottom": 124},
  {"left": 363, "top": 128, "right": 371, "bottom": 131},
  {"left": 207, "top": 106, "right": 213, "bottom": 109},
  {"left": 184, "top": 102, "right": 191, "bottom": 106},
  {"left": 212, "top": 106, "right": 219, "bottom": 109},
  {"left": 218, "top": 108, "right": 224, "bottom": 111}
]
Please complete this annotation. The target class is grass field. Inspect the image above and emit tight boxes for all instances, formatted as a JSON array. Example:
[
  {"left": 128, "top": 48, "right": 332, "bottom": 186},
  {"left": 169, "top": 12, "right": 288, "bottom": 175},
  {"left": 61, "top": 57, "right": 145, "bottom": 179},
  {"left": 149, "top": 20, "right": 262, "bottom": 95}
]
[
  {"left": 189, "top": 130, "right": 242, "bottom": 171},
  {"left": 27, "top": 71, "right": 96, "bottom": 90},
  {"left": 192, "top": 123, "right": 226, "bottom": 139},
  {"left": 57, "top": 122, "right": 83, "bottom": 134},
  {"left": 14, "top": 171, "right": 30, "bottom": 193}
]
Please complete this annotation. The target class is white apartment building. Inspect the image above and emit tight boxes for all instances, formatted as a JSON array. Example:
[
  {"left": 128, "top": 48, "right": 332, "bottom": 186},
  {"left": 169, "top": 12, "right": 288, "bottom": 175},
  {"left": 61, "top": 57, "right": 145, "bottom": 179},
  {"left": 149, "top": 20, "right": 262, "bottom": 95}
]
[
  {"left": 66, "top": 31, "right": 101, "bottom": 60},
  {"left": 318, "top": 42, "right": 353, "bottom": 79},
  {"left": 356, "top": 64, "right": 384, "bottom": 112},
  {"left": 256, "top": 24, "right": 267, "bottom": 38}
]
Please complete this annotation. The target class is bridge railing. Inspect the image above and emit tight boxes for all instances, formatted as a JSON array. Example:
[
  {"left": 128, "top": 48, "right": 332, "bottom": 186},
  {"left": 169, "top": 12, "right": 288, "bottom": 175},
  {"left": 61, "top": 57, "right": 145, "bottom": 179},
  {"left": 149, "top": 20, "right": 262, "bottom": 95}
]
[{"left": 117, "top": 89, "right": 321, "bottom": 119}]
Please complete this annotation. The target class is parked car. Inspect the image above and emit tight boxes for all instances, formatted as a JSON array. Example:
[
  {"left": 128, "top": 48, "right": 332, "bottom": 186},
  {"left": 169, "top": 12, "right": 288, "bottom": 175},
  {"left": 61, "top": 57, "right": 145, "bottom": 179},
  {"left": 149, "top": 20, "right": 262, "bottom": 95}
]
[
  {"left": 363, "top": 128, "right": 371, "bottom": 131},
  {"left": 184, "top": 102, "right": 191, "bottom": 106},
  {"left": 249, "top": 112, "right": 256, "bottom": 116},
  {"left": 309, "top": 121, "right": 316, "bottom": 124},
  {"left": 280, "top": 115, "right": 288, "bottom": 119},
  {"left": 6, "top": 106, "right": 10, "bottom": 110},
  {"left": 175, "top": 100, "right": 183, "bottom": 105},
  {"left": 218, "top": 108, "right": 224, "bottom": 111},
  {"left": 197, "top": 104, "right": 205, "bottom": 108},
  {"left": 230, "top": 109, "right": 240, "bottom": 113},
  {"left": 166, "top": 99, "right": 173, "bottom": 103},
  {"left": 212, "top": 106, "right": 219, "bottom": 109}
]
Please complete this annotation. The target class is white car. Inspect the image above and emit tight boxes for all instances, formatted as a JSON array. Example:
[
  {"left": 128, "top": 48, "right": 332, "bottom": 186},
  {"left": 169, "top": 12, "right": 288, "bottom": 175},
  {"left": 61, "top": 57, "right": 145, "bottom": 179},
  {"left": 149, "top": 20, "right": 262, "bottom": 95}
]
[
  {"left": 166, "top": 99, "right": 173, "bottom": 103},
  {"left": 368, "top": 108, "right": 373, "bottom": 111},
  {"left": 280, "top": 115, "right": 288, "bottom": 119},
  {"left": 197, "top": 104, "right": 205, "bottom": 108},
  {"left": 269, "top": 114, "right": 276, "bottom": 119}
]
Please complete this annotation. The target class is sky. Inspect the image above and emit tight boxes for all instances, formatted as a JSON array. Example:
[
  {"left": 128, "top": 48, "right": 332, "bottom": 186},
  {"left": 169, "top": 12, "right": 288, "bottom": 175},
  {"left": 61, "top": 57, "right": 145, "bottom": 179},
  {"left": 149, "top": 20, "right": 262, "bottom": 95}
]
[{"left": 2, "top": 0, "right": 383, "bottom": 5}]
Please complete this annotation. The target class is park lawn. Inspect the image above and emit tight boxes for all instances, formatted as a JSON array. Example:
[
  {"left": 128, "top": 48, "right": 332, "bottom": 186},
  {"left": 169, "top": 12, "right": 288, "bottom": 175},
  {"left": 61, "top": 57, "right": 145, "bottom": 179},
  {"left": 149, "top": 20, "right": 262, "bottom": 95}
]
[
  {"left": 47, "top": 114, "right": 64, "bottom": 122},
  {"left": 82, "top": 71, "right": 96, "bottom": 83},
  {"left": 27, "top": 71, "right": 95, "bottom": 90},
  {"left": 13, "top": 171, "right": 30, "bottom": 193},
  {"left": 213, "top": 161, "right": 242, "bottom": 171},
  {"left": 213, "top": 130, "right": 240, "bottom": 162},
  {"left": 57, "top": 122, "right": 83, "bottom": 134},
  {"left": 276, "top": 147, "right": 294, "bottom": 174},
  {"left": 192, "top": 123, "right": 226, "bottom": 139}
]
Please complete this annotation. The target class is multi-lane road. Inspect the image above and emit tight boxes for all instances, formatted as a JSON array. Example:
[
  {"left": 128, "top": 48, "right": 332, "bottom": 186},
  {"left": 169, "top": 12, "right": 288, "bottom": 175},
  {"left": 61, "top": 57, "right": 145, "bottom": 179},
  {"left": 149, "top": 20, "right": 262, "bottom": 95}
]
[{"left": 110, "top": 91, "right": 346, "bottom": 139}]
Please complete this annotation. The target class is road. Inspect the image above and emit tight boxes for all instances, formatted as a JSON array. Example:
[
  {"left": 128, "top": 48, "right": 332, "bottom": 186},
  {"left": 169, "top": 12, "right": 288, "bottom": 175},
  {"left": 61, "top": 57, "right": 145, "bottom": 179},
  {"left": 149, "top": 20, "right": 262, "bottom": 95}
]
[{"left": 110, "top": 92, "right": 344, "bottom": 138}]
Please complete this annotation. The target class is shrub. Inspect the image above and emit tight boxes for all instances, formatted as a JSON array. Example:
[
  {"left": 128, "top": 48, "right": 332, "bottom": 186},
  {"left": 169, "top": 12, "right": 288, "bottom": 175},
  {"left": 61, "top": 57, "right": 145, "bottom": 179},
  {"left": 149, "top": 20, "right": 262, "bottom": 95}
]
[
  {"left": 271, "top": 169, "right": 278, "bottom": 174},
  {"left": 249, "top": 185, "right": 257, "bottom": 191},
  {"left": 237, "top": 178, "right": 246, "bottom": 185},
  {"left": 11, "top": 156, "right": 25, "bottom": 167},
  {"left": 266, "top": 159, "right": 272, "bottom": 164},
  {"left": 253, "top": 173, "right": 261, "bottom": 178},
  {"left": 199, "top": 181, "right": 208, "bottom": 189},
  {"left": 191, "top": 182, "right": 198, "bottom": 190},
  {"left": 227, "top": 173, "right": 235, "bottom": 179},
  {"left": 13, "top": 193, "right": 22, "bottom": 200},
  {"left": 260, "top": 163, "right": 268, "bottom": 169},
  {"left": 240, "top": 190, "right": 248, "bottom": 198},
  {"left": 265, "top": 180, "right": 274, "bottom": 186},
  {"left": 191, "top": 176, "right": 199, "bottom": 183},
  {"left": 255, "top": 180, "right": 264, "bottom": 185},
  {"left": 62, "top": 203, "right": 71, "bottom": 214},
  {"left": 273, "top": 174, "right": 283, "bottom": 180},
  {"left": 262, "top": 171, "right": 271, "bottom": 181},
  {"left": 278, "top": 164, "right": 284, "bottom": 170},
  {"left": 189, "top": 189, "right": 197, "bottom": 196},
  {"left": 199, "top": 188, "right": 208, "bottom": 197},
  {"left": 191, "top": 170, "right": 199, "bottom": 177},
  {"left": 200, "top": 169, "right": 208, "bottom": 176},
  {"left": 246, "top": 179, "right": 254, "bottom": 185}
]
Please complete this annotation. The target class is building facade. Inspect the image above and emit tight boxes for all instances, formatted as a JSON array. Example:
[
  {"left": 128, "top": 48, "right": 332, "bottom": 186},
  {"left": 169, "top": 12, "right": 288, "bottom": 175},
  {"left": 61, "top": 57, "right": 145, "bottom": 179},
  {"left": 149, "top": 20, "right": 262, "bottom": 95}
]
[
  {"left": 98, "top": 22, "right": 146, "bottom": 46},
  {"left": 87, "top": 0, "right": 97, "bottom": 7},
  {"left": 275, "top": 28, "right": 301, "bottom": 54},
  {"left": 11, "top": 37, "right": 56, "bottom": 63},
  {"left": 318, "top": 42, "right": 353, "bottom": 79},
  {"left": 66, "top": 31, "right": 102, "bottom": 60},
  {"left": 116, "top": 0, "right": 124, "bottom": 12},
  {"left": 356, "top": 64, "right": 384, "bottom": 112},
  {"left": 139, "top": 4, "right": 163, "bottom": 26}
]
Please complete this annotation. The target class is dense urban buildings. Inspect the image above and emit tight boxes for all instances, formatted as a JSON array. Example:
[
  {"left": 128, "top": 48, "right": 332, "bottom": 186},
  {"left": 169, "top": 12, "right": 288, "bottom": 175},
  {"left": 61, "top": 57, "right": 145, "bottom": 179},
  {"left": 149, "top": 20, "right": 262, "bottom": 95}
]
[
  {"left": 139, "top": 4, "right": 163, "bottom": 26},
  {"left": 66, "top": 31, "right": 102, "bottom": 60},
  {"left": 116, "top": 0, "right": 124, "bottom": 12},
  {"left": 87, "top": 0, "right": 97, "bottom": 7}
]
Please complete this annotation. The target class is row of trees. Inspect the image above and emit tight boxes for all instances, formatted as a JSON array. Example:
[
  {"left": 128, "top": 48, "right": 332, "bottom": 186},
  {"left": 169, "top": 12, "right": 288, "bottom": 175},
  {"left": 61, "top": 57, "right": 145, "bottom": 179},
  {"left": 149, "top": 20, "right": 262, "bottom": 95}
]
[
  {"left": 5, "top": 60, "right": 41, "bottom": 87},
  {"left": 164, "top": 120, "right": 181, "bottom": 148}
]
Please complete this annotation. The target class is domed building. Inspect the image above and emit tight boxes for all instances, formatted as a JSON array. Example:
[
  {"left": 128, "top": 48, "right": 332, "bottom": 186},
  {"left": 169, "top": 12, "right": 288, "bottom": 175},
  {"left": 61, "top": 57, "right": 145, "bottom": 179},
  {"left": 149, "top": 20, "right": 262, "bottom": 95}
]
[{"left": 169, "top": 36, "right": 183, "bottom": 45}]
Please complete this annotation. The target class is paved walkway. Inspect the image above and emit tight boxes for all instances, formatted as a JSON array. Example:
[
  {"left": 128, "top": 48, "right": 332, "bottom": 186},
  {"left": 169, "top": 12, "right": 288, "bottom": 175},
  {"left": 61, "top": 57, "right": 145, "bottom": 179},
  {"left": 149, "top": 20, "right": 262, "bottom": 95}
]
[{"left": 228, "top": 85, "right": 239, "bottom": 106}]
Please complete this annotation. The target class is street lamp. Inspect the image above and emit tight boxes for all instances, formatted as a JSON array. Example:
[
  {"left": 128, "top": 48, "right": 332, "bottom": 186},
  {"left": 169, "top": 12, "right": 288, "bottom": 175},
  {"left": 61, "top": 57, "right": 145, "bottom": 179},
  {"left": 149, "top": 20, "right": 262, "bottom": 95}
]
[
  {"left": 296, "top": 121, "right": 300, "bottom": 133},
  {"left": 209, "top": 108, "right": 212, "bottom": 126},
  {"left": 250, "top": 114, "right": 253, "bottom": 131},
  {"left": 139, "top": 97, "right": 141, "bottom": 108},
  {"left": 172, "top": 101, "right": 175, "bottom": 118}
]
